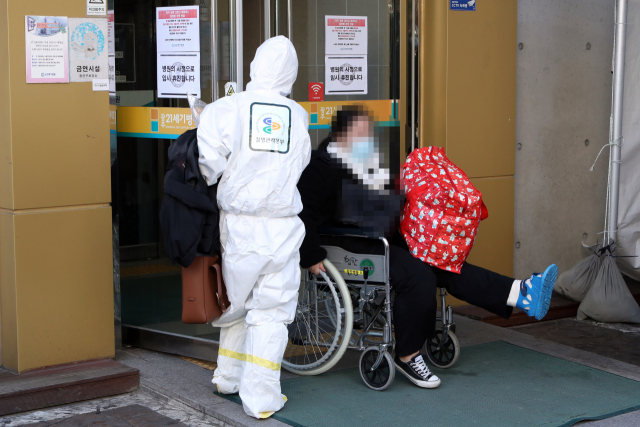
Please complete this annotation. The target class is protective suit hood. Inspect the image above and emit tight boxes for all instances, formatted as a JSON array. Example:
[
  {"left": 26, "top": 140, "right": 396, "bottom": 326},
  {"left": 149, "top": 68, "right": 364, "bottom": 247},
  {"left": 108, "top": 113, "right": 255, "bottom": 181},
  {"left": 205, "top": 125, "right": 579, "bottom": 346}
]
[{"left": 246, "top": 36, "right": 298, "bottom": 96}]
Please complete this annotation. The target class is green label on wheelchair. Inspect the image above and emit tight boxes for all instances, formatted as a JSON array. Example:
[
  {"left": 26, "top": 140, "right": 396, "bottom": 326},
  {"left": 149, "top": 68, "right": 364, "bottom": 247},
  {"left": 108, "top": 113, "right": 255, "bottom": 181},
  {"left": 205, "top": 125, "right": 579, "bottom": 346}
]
[
  {"left": 344, "top": 259, "right": 375, "bottom": 277},
  {"left": 360, "top": 259, "right": 374, "bottom": 273}
]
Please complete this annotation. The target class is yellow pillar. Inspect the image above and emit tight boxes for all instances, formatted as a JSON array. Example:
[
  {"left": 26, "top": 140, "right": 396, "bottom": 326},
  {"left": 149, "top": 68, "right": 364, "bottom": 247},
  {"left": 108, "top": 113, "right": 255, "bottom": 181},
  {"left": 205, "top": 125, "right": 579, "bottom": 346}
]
[
  {"left": 418, "top": 0, "right": 517, "bottom": 304},
  {"left": 0, "top": 0, "right": 114, "bottom": 372}
]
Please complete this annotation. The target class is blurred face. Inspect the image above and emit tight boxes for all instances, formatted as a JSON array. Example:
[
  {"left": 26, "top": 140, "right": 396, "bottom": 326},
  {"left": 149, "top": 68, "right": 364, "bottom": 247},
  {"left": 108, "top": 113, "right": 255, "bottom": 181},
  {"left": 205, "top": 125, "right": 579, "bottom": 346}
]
[{"left": 334, "top": 115, "right": 374, "bottom": 151}]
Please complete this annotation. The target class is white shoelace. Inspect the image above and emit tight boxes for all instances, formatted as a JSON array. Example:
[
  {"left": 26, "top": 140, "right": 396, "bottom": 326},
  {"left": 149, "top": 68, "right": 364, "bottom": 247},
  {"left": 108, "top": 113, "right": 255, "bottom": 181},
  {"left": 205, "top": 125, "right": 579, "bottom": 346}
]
[{"left": 409, "top": 355, "right": 432, "bottom": 379}]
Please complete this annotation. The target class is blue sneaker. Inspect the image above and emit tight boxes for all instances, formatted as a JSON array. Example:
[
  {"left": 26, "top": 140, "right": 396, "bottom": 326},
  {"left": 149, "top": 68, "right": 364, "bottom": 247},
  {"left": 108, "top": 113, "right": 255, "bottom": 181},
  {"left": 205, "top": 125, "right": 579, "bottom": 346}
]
[{"left": 516, "top": 264, "right": 558, "bottom": 320}]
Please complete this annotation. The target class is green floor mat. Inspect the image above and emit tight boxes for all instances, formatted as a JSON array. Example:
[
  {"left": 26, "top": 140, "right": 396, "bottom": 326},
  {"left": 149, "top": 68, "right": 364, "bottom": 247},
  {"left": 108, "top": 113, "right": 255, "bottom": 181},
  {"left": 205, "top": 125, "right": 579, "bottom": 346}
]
[{"left": 217, "top": 341, "right": 640, "bottom": 427}]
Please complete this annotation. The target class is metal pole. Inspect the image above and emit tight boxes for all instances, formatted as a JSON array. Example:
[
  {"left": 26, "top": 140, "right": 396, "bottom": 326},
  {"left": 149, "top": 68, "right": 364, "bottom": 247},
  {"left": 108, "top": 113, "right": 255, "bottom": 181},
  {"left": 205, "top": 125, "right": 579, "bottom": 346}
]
[
  {"left": 236, "top": 0, "right": 243, "bottom": 91},
  {"left": 287, "top": 0, "right": 292, "bottom": 41},
  {"left": 609, "top": 0, "right": 628, "bottom": 243},
  {"left": 411, "top": 0, "right": 416, "bottom": 151},
  {"left": 275, "top": 0, "right": 279, "bottom": 36},
  {"left": 211, "top": 0, "right": 219, "bottom": 101},
  {"left": 264, "top": 0, "right": 271, "bottom": 41},
  {"left": 229, "top": 0, "right": 236, "bottom": 82}
]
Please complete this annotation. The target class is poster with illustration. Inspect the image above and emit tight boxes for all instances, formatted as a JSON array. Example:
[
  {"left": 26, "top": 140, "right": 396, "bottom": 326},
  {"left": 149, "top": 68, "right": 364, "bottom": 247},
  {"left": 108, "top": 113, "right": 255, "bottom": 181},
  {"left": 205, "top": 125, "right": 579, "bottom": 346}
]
[
  {"left": 68, "top": 18, "right": 108, "bottom": 82},
  {"left": 25, "top": 16, "right": 69, "bottom": 83}
]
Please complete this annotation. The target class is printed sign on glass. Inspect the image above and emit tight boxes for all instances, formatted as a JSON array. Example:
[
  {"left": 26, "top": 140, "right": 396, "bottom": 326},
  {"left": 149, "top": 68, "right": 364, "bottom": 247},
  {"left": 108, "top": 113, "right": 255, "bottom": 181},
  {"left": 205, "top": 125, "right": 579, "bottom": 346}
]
[
  {"left": 309, "top": 82, "right": 324, "bottom": 101},
  {"left": 69, "top": 18, "right": 109, "bottom": 82},
  {"left": 157, "top": 52, "right": 201, "bottom": 98},
  {"left": 25, "top": 16, "right": 69, "bottom": 83},
  {"left": 249, "top": 103, "right": 291, "bottom": 154},
  {"left": 325, "top": 15, "right": 367, "bottom": 55},
  {"left": 325, "top": 55, "right": 367, "bottom": 95},
  {"left": 156, "top": 6, "right": 200, "bottom": 52}
]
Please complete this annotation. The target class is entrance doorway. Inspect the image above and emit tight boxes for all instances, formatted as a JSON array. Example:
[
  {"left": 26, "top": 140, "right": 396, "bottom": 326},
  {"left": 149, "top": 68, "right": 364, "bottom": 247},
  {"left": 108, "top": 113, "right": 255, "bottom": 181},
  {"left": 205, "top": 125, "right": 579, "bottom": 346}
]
[{"left": 114, "top": 0, "right": 401, "bottom": 361}]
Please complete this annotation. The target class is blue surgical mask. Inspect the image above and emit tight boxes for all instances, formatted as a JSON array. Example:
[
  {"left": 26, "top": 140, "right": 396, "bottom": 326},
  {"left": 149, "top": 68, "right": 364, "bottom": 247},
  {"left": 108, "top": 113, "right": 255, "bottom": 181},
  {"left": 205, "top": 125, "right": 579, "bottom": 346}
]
[{"left": 350, "top": 137, "right": 375, "bottom": 161}]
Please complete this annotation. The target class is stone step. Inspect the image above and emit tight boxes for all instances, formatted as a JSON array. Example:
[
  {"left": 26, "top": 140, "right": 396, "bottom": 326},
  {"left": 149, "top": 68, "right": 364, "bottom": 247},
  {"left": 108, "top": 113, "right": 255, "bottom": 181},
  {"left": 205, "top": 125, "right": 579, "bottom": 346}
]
[{"left": 0, "top": 360, "right": 139, "bottom": 416}]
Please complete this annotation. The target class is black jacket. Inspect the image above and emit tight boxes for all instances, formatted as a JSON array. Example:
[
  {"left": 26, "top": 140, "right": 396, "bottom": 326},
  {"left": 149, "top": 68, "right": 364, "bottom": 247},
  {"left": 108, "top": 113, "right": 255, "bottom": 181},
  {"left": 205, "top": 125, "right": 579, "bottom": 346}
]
[
  {"left": 297, "top": 138, "right": 404, "bottom": 268},
  {"left": 159, "top": 129, "right": 220, "bottom": 268}
]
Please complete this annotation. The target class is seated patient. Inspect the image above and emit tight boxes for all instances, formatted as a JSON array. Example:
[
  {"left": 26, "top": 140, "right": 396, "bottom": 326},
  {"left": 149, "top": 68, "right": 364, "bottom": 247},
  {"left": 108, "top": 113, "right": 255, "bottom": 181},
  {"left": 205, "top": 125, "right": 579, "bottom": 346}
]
[{"left": 297, "top": 106, "right": 557, "bottom": 389}]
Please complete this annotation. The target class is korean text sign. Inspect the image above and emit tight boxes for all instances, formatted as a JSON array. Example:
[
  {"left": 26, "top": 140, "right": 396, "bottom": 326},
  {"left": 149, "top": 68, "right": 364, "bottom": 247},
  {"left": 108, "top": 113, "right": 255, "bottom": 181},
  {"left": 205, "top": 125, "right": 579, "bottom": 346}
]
[
  {"left": 25, "top": 16, "right": 69, "bottom": 83},
  {"left": 69, "top": 18, "right": 109, "bottom": 82},
  {"left": 156, "top": 6, "right": 200, "bottom": 52},
  {"left": 325, "top": 56, "right": 367, "bottom": 95},
  {"left": 325, "top": 15, "right": 367, "bottom": 55}
]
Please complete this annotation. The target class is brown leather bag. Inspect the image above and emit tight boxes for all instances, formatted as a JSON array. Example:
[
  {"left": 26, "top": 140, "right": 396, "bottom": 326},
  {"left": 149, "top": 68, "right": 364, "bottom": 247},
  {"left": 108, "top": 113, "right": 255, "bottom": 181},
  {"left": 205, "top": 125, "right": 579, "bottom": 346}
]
[{"left": 182, "top": 255, "right": 230, "bottom": 324}]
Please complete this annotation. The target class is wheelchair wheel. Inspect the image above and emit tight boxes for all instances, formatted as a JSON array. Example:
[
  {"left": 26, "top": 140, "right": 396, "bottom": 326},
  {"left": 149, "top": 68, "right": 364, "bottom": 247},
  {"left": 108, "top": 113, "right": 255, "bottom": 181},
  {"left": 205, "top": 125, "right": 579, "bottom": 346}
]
[
  {"left": 282, "top": 259, "right": 353, "bottom": 376},
  {"left": 424, "top": 330, "right": 460, "bottom": 369},
  {"left": 359, "top": 347, "right": 395, "bottom": 391}
]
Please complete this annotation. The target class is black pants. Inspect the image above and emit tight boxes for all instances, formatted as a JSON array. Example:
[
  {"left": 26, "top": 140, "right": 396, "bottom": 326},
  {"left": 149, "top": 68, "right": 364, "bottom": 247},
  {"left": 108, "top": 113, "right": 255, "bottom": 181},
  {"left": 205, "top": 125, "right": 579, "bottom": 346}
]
[{"left": 388, "top": 234, "right": 514, "bottom": 358}]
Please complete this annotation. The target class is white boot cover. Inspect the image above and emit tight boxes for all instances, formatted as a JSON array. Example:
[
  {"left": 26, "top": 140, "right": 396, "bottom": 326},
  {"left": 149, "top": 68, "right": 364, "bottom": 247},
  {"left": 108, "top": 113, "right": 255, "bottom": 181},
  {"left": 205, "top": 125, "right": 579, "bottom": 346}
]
[
  {"left": 212, "top": 321, "right": 247, "bottom": 394},
  {"left": 240, "top": 322, "right": 289, "bottom": 419}
]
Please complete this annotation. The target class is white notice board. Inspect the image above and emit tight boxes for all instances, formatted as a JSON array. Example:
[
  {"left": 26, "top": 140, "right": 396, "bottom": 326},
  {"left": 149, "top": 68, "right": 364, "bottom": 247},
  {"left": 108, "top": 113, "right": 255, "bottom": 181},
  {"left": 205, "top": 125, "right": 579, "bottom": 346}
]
[
  {"left": 325, "top": 15, "right": 367, "bottom": 55},
  {"left": 157, "top": 52, "right": 201, "bottom": 98},
  {"left": 325, "top": 55, "right": 367, "bottom": 95},
  {"left": 156, "top": 6, "right": 200, "bottom": 52}
]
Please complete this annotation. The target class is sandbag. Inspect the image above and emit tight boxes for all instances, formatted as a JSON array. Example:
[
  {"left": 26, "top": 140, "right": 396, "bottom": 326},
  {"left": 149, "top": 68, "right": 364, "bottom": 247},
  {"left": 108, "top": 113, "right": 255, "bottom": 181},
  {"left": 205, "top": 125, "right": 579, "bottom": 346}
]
[
  {"left": 577, "top": 256, "right": 640, "bottom": 323},
  {"left": 554, "top": 248, "right": 601, "bottom": 302}
]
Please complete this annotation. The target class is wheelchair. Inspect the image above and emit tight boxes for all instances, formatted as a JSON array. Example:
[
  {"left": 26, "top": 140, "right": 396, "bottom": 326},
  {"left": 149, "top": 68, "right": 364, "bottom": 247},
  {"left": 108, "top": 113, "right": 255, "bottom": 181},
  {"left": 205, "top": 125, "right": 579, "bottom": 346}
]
[{"left": 282, "top": 225, "right": 461, "bottom": 391}]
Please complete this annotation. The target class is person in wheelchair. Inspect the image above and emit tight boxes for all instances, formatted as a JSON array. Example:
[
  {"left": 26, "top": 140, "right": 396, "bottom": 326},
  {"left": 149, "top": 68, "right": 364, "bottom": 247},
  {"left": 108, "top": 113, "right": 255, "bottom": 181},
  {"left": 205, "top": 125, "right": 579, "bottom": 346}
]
[{"left": 297, "top": 105, "right": 558, "bottom": 389}]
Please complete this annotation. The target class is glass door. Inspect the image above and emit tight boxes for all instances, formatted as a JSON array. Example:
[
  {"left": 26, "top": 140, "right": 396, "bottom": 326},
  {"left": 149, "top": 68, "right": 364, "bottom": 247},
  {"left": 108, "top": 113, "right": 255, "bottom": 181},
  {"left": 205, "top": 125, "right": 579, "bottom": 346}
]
[
  {"left": 115, "top": 0, "right": 227, "bottom": 359},
  {"left": 115, "top": 0, "right": 401, "bottom": 361}
]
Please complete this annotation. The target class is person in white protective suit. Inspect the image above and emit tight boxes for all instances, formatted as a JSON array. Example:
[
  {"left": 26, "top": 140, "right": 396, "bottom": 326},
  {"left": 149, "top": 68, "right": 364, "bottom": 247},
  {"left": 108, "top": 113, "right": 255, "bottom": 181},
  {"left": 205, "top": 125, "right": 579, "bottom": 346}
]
[{"left": 196, "top": 36, "right": 311, "bottom": 419}]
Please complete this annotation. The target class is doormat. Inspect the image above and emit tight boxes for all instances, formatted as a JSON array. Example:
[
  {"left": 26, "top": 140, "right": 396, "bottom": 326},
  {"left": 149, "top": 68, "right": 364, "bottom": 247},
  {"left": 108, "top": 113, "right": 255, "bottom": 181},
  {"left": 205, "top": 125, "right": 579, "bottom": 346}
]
[{"left": 216, "top": 341, "right": 640, "bottom": 427}]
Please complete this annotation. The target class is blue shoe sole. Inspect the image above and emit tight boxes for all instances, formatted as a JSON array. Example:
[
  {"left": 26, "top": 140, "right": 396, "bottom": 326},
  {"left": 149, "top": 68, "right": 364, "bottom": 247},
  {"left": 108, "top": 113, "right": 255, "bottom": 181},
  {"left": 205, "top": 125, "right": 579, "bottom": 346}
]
[{"left": 535, "top": 264, "right": 558, "bottom": 320}]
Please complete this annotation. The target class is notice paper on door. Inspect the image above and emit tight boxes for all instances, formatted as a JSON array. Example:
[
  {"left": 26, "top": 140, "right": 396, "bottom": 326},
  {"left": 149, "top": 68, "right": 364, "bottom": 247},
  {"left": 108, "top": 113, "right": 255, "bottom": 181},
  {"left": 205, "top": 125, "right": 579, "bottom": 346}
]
[
  {"left": 156, "top": 6, "right": 200, "bottom": 99},
  {"left": 325, "top": 15, "right": 367, "bottom": 55},
  {"left": 157, "top": 52, "right": 201, "bottom": 98},
  {"left": 325, "top": 55, "right": 367, "bottom": 95},
  {"left": 156, "top": 6, "right": 200, "bottom": 52}
]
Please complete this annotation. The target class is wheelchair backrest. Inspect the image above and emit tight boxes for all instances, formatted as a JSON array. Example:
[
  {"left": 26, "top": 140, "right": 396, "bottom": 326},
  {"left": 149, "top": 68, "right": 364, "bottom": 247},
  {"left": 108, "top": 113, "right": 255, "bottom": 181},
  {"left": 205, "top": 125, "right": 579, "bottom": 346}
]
[{"left": 321, "top": 244, "right": 387, "bottom": 284}]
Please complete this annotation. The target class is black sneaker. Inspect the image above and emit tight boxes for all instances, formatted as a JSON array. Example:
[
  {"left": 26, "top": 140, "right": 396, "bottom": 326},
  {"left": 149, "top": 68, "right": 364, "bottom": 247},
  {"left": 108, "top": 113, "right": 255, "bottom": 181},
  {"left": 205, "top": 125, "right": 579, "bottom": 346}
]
[{"left": 394, "top": 354, "right": 441, "bottom": 389}]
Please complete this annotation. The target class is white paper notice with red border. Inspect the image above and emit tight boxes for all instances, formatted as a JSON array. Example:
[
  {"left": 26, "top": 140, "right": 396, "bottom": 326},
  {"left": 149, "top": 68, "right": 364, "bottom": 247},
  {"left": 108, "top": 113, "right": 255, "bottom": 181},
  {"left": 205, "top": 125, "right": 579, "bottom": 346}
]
[
  {"left": 325, "top": 16, "right": 367, "bottom": 55},
  {"left": 156, "top": 6, "right": 200, "bottom": 52}
]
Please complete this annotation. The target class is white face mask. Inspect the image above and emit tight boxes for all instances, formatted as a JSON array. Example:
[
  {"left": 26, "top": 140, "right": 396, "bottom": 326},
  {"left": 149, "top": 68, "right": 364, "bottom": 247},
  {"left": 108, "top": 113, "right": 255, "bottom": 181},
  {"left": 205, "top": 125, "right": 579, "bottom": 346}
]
[
  {"left": 328, "top": 141, "right": 390, "bottom": 192},
  {"left": 350, "top": 137, "right": 376, "bottom": 162}
]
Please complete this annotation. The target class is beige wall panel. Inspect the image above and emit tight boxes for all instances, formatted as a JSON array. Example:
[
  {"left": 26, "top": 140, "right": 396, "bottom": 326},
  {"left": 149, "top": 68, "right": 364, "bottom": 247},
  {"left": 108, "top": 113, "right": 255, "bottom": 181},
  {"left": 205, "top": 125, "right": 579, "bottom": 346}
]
[
  {"left": 446, "top": 0, "right": 517, "bottom": 179},
  {"left": 466, "top": 176, "right": 515, "bottom": 278},
  {"left": 0, "top": 0, "right": 13, "bottom": 210},
  {"left": 12, "top": 207, "right": 113, "bottom": 372},
  {"left": 418, "top": 0, "right": 447, "bottom": 149},
  {"left": 0, "top": 212, "right": 18, "bottom": 369},
  {"left": 7, "top": 1, "right": 111, "bottom": 210}
]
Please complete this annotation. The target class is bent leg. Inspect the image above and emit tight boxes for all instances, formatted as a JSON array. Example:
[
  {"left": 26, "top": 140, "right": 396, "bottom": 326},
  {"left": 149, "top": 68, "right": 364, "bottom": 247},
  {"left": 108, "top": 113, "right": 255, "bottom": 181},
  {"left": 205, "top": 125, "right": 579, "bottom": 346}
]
[
  {"left": 390, "top": 245, "right": 438, "bottom": 358},
  {"left": 433, "top": 262, "right": 514, "bottom": 319}
]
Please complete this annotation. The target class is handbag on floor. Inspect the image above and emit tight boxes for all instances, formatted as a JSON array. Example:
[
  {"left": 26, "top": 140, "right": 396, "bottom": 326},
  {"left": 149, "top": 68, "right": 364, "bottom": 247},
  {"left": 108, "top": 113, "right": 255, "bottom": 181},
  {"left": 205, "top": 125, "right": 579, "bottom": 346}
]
[{"left": 182, "top": 255, "right": 230, "bottom": 324}]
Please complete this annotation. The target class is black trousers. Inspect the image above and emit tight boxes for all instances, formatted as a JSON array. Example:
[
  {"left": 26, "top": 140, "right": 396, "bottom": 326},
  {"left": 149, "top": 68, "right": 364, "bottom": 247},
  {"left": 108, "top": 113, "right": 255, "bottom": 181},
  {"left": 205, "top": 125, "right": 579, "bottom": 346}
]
[{"left": 388, "top": 234, "right": 514, "bottom": 358}]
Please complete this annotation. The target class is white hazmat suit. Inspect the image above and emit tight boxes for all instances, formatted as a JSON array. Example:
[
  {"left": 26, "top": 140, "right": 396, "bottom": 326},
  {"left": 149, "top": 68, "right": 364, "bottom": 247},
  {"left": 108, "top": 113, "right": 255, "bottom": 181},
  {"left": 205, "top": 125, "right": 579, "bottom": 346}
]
[{"left": 196, "top": 36, "right": 311, "bottom": 419}]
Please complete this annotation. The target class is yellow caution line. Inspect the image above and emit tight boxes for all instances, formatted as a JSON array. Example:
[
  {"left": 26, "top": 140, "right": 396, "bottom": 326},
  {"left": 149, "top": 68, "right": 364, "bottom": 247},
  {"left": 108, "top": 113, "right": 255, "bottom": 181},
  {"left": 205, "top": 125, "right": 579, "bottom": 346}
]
[{"left": 218, "top": 348, "right": 281, "bottom": 371}]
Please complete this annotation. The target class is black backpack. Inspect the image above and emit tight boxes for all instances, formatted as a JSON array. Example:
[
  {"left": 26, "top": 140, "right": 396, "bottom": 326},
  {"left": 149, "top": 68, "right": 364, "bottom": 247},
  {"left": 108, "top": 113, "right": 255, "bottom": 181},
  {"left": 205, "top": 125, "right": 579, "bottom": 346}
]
[{"left": 159, "top": 128, "right": 220, "bottom": 268}]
